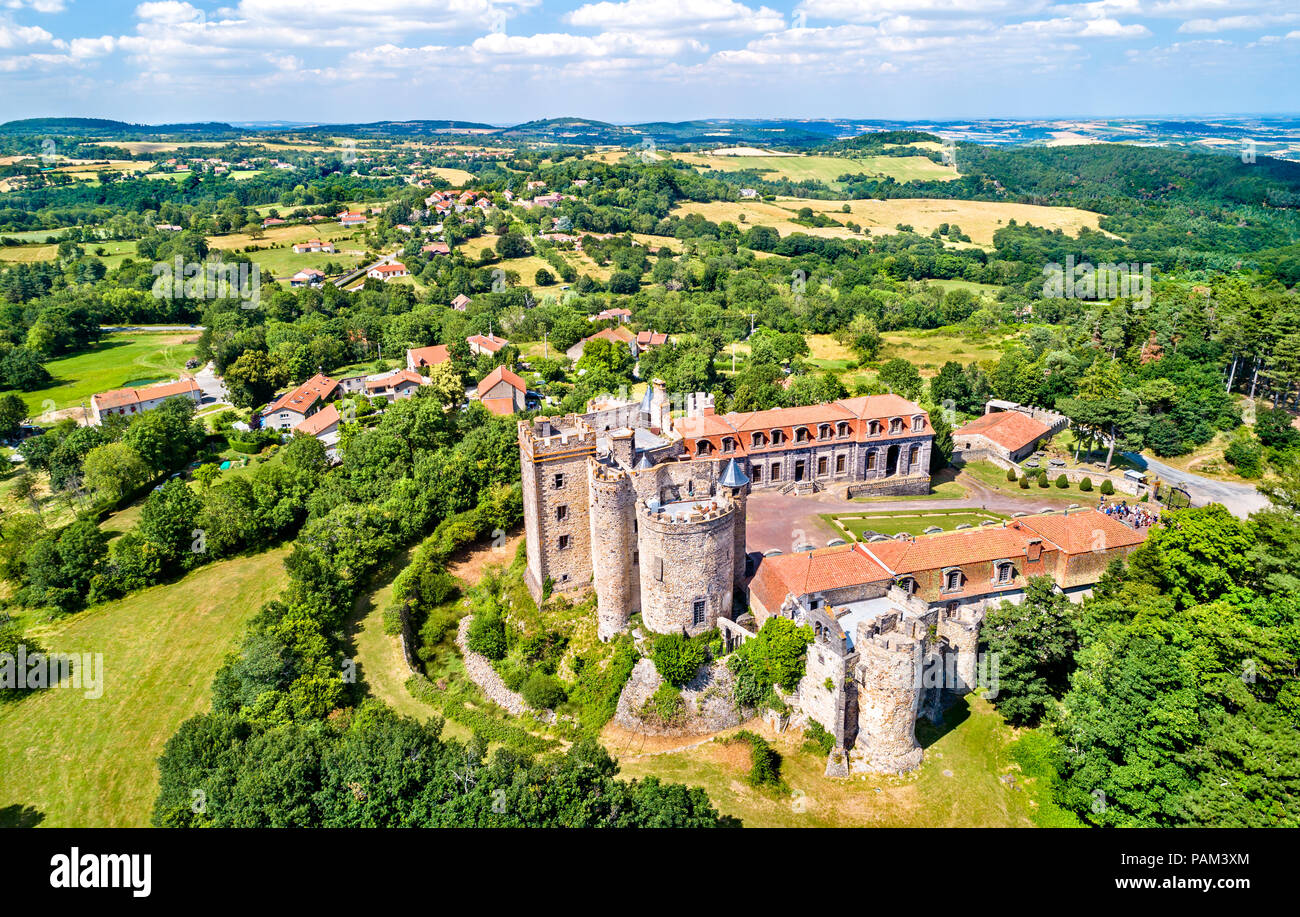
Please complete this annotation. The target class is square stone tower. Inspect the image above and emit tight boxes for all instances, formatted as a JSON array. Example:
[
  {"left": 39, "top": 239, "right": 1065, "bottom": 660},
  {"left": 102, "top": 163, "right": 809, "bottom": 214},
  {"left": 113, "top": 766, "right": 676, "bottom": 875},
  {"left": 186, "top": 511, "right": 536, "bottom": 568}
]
[{"left": 518, "top": 416, "right": 598, "bottom": 601}]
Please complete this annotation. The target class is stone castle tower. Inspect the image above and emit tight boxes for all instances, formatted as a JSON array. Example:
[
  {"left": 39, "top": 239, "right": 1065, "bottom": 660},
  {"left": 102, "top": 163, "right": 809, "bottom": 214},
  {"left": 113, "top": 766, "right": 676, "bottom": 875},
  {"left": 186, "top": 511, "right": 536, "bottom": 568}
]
[{"left": 519, "top": 411, "right": 751, "bottom": 641}]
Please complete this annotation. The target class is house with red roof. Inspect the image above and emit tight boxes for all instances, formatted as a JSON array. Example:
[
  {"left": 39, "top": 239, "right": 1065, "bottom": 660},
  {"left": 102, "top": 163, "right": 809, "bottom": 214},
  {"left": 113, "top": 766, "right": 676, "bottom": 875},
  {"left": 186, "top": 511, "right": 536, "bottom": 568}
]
[
  {"left": 339, "top": 211, "right": 366, "bottom": 227},
  {"left": 262, "top": 373, "right": 339, "bottom": 430},
  {"left": 566, "top": 325, "right": 636, "bottom": 362},
  {"left": 406, "top": 345, "right": 450, "bottom": 372},
  {"left": 475, "top": 365, "right": 527, "bottom": 415},
  {"left": 364, "top": 369, "right": 428, "bottom": 401},
  {"left": 953, "top": 410, "right": 1053, "bottom": 464},
  {"left": 451, "top": 293, "right": 471, "bottom": 311},
  {"left": 292, "top": 239, "right": 335, "bottom": 254},
  {"left": 290, "top": 268, "right": 326, "bottom": 288},
  {"left": 467, "top": 333, "right": 508, "bottom": 357},
  {"left": 90, "top": 378, "right": 202, "bottom": 426},
  {"left": 367, "top": 263, "right": 409, "bottom": 281}
]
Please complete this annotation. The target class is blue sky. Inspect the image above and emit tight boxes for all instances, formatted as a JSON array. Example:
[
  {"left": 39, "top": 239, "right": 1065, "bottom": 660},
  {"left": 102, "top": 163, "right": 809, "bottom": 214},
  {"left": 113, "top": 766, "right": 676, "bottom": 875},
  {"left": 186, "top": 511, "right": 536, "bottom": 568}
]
[{"left": 0, "top": 0, "right": 1297, "bottom": 124}]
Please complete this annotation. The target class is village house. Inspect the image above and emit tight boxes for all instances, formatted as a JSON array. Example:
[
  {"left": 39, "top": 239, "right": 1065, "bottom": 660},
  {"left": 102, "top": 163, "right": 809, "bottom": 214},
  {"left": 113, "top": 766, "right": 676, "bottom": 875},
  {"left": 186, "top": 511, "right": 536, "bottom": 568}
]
[
  {"left": 339, "top": 211, "right": 367, "bottom": 227},
  {"left": 406, "top": 345, "right": 450, "bottom": 372},
  {"left": 290, "top": 268, "right": 326, "bottom": 288},
  {"left": 262, "top": 217, "right": 286, "bottom": 229},
  {"left": 292, "top": 239, "right": 335, "bottom": 254},
  {"left": 476, "top": 365, "right": 528, "bottom": 416},
  {"left": 451, "top": 293, "right": 471, "bottom": 311},
  {"left": 467, "top": 332, "right": 509, "bottom": 357},
  {"left": 367, "top": 263, "right": 409, "bottom": 281},
  {"left": 261, "top": 373, "right": 339, "bottom": 430},
  {"left": 635, "top": 330, "right": 669, "bottom": 351},
  {"left": 566, "top": 325, "right": 637, "bottom": 362},
  {"left": 421, "top": 241, "right": 451, "bottom": 256},
  {"left": 90, "top": 378, "right": 202, "bottom": 426},
  {"left": 592, "top": 307, "right": 632, "bottom": 324},
  {"left": 952, "top": 411, "right": 1052, "bottom": 464},
  {"left": 364, "top": 369, "right": 428, "bottom": 401}
]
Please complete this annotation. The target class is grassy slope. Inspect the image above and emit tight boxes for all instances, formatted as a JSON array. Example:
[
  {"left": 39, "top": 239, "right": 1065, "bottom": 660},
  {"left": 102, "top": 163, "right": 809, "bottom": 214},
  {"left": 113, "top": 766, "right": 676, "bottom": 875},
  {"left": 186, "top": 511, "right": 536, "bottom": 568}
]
[
  {"left": 2, "top": 331, "right": 199, "bottom": 416},
  {"left": 613, "top": 695, "right": 1052, "bottom": 827},
  {"left": 0, "top": 545, "right": 291, "bottom": 828}
]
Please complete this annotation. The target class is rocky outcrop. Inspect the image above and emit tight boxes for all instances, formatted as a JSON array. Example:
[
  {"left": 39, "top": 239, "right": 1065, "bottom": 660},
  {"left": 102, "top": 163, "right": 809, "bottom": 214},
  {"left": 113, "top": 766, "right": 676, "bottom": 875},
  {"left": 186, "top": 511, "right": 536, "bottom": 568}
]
[
  {"left": 614, "top": 657, "right": 745, "bottom": 737},
  {"left": 456, "top": 615, "right": 556, "bottom": 724}
]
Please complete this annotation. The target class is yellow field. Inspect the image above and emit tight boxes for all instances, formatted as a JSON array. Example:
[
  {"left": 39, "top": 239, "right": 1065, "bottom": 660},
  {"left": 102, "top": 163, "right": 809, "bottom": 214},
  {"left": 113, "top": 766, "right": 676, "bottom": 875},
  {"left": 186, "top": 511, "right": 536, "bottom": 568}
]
[
  {"left": 425, "top": 167, "right": 475, "bottom": 186},
  {"left": 672, "top": 197, "right": 1110, "bottom": 247},
  {"left": 670, "top": 151, "right": 957, "bottom": 186}
]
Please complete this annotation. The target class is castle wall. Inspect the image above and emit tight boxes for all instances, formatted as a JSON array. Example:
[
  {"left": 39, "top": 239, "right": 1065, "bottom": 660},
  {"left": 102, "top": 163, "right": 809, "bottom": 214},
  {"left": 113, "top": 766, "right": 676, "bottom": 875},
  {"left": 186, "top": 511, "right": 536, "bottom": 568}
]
[
  {"left": 636, "top": 499, "right": 736, "bottom": 636},
  {"left": 798, "top": 637, "right": 857, "bottom": 749},
  {"left": 518, "top": 418, "right": 597, "bottom": 599},
  {"left": 852, "top": 630, "right": 925, "bottom": 774}
]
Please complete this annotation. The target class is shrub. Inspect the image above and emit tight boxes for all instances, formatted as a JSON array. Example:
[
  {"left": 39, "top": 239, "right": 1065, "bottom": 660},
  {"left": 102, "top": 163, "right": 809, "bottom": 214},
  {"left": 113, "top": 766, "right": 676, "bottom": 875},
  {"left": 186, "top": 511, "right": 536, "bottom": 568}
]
[
  {"left": 1038, "top": 473, "right": 1050, "bottom": 488},
  {"left": 1079, "top": 477, "right": 1093, "bottom": 492},
  {"left": 1006, "top": 466, "right": 1018, "bottom": 482},
  {"left": 466, "top": 611, "right": 507, "bottom": 661},
  {"left": 643, "top": 683, "right": 684, "bottom": 723},
  {"left": 735, "top": 730, "right": 783, "bottom": 789},
  {"left": 1100, "top": 479, "right": 1114, "bottom": 495},
  {"left": 1055, "top": 474, "right": 1069, "bottom": 489},
  {"left": 521, "top": 671, "right": 567, "bottom": 710},
  {"left": 652, "top": 632, "right": 707, "bottom": 687},
  {"left": 803, "top": 719, "right": 836, "bottom": 756},
  {"left": 1018, "top": 475, "right": 1030, "bottom": 489}
]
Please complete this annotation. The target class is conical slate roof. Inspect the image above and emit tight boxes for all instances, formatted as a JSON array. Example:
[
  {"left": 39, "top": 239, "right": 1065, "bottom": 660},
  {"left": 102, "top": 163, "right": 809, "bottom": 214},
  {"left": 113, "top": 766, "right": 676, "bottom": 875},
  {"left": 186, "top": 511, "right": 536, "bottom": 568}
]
[
  {"left": 635, "top": 453, "right": 654, "bottom": 470},
  {"left": 638, "top": 384, "right": 654, "bottom": 413},
  {"left": 720, "top": 457, "right": 750, "bottom": 488}
]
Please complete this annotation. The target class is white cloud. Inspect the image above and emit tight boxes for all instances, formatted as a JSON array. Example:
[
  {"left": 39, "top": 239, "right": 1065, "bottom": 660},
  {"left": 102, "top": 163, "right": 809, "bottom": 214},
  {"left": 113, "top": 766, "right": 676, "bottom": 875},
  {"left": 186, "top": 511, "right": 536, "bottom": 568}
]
[
  {"left": 1178, "top": 12, "right": 1300, "bottom": 33},
  {"left": 472, "top": 30, "right": 707, "bottom": 59},
  {"left": 565, "top": 0, "right": 784, "bottom": 35}
]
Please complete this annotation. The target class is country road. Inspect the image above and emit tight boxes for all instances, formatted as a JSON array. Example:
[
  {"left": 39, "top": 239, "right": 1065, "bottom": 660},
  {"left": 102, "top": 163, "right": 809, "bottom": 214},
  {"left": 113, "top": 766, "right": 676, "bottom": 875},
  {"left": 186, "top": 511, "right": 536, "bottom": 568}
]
[{"left": 1122, "top": 452, "right": 1268, "bottom": 518}]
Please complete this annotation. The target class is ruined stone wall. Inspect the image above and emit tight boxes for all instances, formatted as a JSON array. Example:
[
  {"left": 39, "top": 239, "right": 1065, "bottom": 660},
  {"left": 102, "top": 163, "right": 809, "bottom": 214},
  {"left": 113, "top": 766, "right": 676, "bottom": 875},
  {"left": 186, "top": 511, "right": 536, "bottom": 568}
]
[
  {"left": 637, "top": 499, "right": 736, "bottom": 636},
  {"left": 798, "top": 639, "right": 857, "bottom": 749}
]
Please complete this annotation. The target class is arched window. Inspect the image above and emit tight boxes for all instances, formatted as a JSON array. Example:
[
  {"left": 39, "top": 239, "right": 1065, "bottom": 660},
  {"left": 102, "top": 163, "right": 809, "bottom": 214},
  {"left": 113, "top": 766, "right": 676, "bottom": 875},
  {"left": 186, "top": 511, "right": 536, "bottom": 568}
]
[
  {"left": 996, "top": 562, "right": 1014, "bottom": 584},
  {"left": 795, "top": 427, "right": 810, "bottom": 443},
  {"left": 696, "top": 440, "right": 712, "bottom": 456},
  {"left": 751, "top": 431, "right": 766, "bottom": 447},
  {"left": 771, "top": 429, "right": 786, "bottom": 445},
  {"left": 837, "top": 421, "right": 851, "bottom": 437},
  {"left": 722, "top": 437, "right": 735, "bottom": 454},
  {"left": 912, "top": 415, "right": 925, "bottom": 432},
  {"left": 868, "top": 420, "right": 882, "bottom": 436},
  {"left": 889, "top": 418, "right": 904, "bottom": 434},
  {"left": 818, "top": 423, "right": 832, "bottom": 440}
]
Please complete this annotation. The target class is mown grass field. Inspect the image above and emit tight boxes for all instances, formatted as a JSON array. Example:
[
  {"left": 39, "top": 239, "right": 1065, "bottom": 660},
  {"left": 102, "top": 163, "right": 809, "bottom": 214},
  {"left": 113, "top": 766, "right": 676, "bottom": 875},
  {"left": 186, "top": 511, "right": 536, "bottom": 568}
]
[
  {"left": 2, "top": 331, "right": 199, "bottom": 418},
  {"left": 0, "top": 545, "right": 292, "bottom": 828},
  {"left": 610, "top": 695, "right": 1056, "bottom": 827},
  {"left": 878, "top": 325, "right": 1024, "bottom": 377}
]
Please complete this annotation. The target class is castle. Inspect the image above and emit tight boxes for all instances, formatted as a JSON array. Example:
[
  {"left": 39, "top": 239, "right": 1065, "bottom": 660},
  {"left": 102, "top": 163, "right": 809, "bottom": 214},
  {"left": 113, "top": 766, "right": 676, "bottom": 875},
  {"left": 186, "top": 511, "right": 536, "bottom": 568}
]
[
  {"left": 517, "top": 384, "right": 1147, "bottom": 774},
  {"left": 518, "top": 383, "right": 936, "bottom": 639}
]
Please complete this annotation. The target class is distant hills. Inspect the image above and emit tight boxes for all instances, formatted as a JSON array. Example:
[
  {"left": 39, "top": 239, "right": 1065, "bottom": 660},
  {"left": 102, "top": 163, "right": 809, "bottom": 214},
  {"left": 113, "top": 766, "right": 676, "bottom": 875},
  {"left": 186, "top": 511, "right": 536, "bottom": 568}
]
[{"left": 0, "top": 117, "right": 236, "bottom": 135}]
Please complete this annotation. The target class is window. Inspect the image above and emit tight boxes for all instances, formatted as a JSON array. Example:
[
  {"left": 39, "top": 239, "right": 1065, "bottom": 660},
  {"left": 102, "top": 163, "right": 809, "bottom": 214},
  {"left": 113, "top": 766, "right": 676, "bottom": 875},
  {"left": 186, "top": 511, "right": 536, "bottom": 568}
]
[
  {"left": 558, "top": 535, "right": 571, "bottom": 551},
  {"left": 722, "top": 438, "right": 735, "bottom": 454},
  {"left": 696, "top": 440, "right": 712, "bottom": 456},
  {"left": 632, "top": 551, "right": 639, "bottom": 566},
  {"left": 795, "top": 427, "right": 810, "bottom": 443},
  {"left": 835, "top": 454, "right": 846, "bottom": 473},
  {"left": 771, "top": 463, "right": 781, "bottom": 481},
  {"left": 866, "top": 451, "right": 877, "bottom": 471},
  {"left": 869, "top": 421, "right": 882, "bottom": 436},
  {"left": 752, "top": 465, "right": 762, "bottom": 482},
  {"left": 997, "top": 563, "right": 1013, "bottom": 584},
  {"left": 555, "top": 505, "right": 567, "bottom": 522},
  {"left": 818, "top": 424, "right": 832, "bottom": 440},
  {"left": 655, "top": 557, "right": 664, "bottom": 582},
  {"left": 898, "top": 576, "right": 917, "bottom": 594},
  {"left": 552, "top": 473, "right": 565, "bottom": 489},
  {"left": 908, "top": 444, "right": 920, "bottom": 469},
  {"left": 944, "top": 569, "right": 963, "bottom": 591},
  {"left": 837, "top": 422, "right": 851, "bottom": 438},
  {"left": 751, "top": 432, "right": 766, "bottom": 447},
  {"left": 817, "top": 456, "right": 828, "bottom": 476},
  {"left": 692, "top": 599, "right": 706, "bottom": 626},
  {"left": 913, "top": 415, "right": 925, "bottom": 432},
  {"left": 771, "top": 429, "right": 786, "bottom": 445},
  {"left": 889, "top": 418, "right": 903, "bottom": 434}
]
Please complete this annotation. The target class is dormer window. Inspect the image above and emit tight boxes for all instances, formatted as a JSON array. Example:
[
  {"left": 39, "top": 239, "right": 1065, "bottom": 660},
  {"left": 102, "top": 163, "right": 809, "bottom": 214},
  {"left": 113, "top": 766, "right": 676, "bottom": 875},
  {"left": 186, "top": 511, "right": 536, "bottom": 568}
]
[
  {"left": 889, "top": 418, "right": 904, "bottom": 434},
  {"left": 837, "top": 422, "right": 851, "bottom": 437},
  {"left": 818, "top": 424, "right": 832, "bottom": 440},
  {"left": 897, "top": 576, "right": 917, "bottom": 594},
  {"left": 771, "top": 429, "right": 786, "bottom": 445},
  {"left": 751, "top": 432, "right": 766, "bottom": 447},
  {"left": 696, "top": 440, "right": 712, "bottom": 456},
  {"left": 795, "top": 427, "right": 810, "bottom": 443},
  {"left": 943, "top": 569, "right": 963, "bottom": 592},
  {"left": 869, "top": 421, "right": 882, "bottom": 436},
  {"left": 722, "top": 437, "right": 735, "bottom": 453},
  {"left": 995, "top": 562, "right": 1014, "bottom": 584},
  {"left": 913, "top": 415, "right": 925, "bottom": 432}
]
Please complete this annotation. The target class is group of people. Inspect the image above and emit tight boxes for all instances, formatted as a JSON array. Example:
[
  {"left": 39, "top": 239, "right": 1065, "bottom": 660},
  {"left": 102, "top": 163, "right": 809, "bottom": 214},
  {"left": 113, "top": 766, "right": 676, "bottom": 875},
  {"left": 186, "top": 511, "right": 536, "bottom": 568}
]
[{"left": 1099, "top": 498, "right": 1161, "bottom": 529}]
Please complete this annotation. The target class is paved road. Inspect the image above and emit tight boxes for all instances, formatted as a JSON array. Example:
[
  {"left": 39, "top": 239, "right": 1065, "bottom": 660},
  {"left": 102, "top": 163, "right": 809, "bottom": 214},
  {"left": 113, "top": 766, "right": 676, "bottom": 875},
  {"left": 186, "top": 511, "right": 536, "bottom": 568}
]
[
  {"left": 1122, "top": 452, "right": 1268, "bottom": 518},
  {"left": 192, "top": 361, "right": 229, "bottom": 408}
]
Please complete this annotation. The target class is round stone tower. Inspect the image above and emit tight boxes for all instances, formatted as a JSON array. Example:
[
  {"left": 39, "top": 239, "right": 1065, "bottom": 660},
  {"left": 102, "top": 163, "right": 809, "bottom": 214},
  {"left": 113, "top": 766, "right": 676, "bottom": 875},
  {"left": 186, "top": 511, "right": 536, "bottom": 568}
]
[
  {"left": 852, "top": 633, "right": 924, "bottom": 773},
  {"left": 719, "top": 457, "right": 751, "bottom": 586},
  {"left": 589, "top": 462, "right": 636, "bottom": 641},
  {"left": 636, "top": 494, "right": 736, "bottom": 636}
]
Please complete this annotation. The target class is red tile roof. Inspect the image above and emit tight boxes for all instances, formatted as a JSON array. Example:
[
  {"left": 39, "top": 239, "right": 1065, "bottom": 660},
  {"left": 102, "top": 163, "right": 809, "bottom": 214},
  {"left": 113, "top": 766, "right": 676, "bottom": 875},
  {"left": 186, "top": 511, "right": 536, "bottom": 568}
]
[
  {"left": 955, "top": 411, "right": 1052, "bottom": 453},
  {"left": 636, "top": 330, "right": 668, "bottom": 347},
  {"left": 292, "top": 403, "right": 339, "bottom": 437},
  {"left": 481, "top": 396, "right": 517, "bottom": 416},
  {"left": 476, "top": 365, "right": 526, "bottom": 397},
  {"left": 93, "top": 378, "right": 200, "bottom": 411},
  {"left": 467, "top": 333, "right": 507, "bottom": 354},
  {"left": 266, "top": 373, "right": 337, "bottom": 417},
  {"left": 407, "top": 345, "right": 450, "bottom": 367},
  {"left": 749, "top": 545, "right": 892, "bottom": 614}
]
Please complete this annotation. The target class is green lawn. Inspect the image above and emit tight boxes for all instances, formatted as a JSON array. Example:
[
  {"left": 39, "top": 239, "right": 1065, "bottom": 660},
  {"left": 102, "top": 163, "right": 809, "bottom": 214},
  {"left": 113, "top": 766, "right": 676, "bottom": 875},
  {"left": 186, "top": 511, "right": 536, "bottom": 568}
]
[
  {"left": 612, "top": 695, "right": 1057, "bottom": 827},
  {"left": 960, "top": 460, "right": 1117, "bottom": 504},
  {"left": 4, "top": 331, "right": 199, "bottom": 418},
  {"left": 824, "top": 508, "right": 1007, "bottom": 540},
  {"left": 0, "top": 545, "right": 291, "bottom": 828}
]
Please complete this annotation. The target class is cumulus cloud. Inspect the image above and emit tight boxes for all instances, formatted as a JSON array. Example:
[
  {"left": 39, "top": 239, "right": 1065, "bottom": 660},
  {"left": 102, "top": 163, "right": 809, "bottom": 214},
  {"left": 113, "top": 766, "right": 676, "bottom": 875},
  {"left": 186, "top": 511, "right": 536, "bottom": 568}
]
[{"left": 565, "top": 0, "right": 784, "bottom": 35}]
